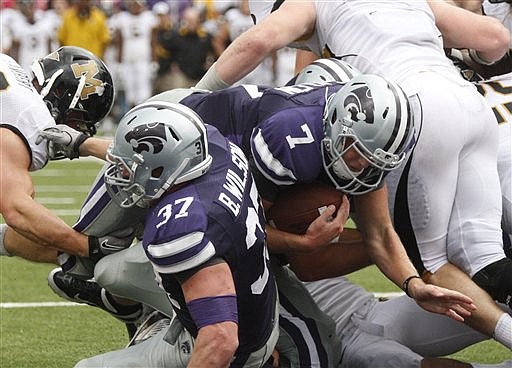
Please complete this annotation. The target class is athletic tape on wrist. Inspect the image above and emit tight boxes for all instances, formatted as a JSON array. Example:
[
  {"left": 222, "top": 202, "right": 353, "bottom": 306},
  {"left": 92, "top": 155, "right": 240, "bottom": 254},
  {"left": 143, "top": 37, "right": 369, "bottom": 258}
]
[
  {"left": 468, "top": 49, "right": 496, "bottom": 66},
  {"left": 194, "top": 63, "right": 231, "bottom": 91}
]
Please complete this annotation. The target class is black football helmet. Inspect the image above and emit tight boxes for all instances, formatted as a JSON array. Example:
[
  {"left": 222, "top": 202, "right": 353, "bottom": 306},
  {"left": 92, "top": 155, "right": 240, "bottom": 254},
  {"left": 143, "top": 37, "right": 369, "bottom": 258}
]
[{"left": 30, "top": 46, "right": 115, "bottom": 136}]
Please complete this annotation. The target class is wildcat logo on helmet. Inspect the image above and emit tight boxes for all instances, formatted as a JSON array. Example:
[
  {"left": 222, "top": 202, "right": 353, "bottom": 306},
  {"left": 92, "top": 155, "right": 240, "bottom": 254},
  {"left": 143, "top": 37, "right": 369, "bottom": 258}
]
[
  {"left": 124, "top": 122, "right": 168, "bottom": 154},
  {"left": 70, "top": 61, "right": 107, "bottom": 100},
  {"left": 344, "top": 85, "right": 375, "bottom": 125}
]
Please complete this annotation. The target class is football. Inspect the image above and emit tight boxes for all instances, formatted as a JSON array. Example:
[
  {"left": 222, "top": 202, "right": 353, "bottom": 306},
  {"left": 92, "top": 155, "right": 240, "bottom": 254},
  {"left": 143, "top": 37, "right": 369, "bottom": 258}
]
[{"left": 266, "top": 182, "right": 345, "bottom": 234}]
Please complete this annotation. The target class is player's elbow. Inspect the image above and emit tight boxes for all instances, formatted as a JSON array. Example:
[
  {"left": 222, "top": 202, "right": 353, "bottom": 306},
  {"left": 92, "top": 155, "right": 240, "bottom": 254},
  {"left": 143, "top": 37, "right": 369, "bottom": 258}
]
[
  {"left": 243, "top": 27, "right": 282, "bottom": 55},
  {"left": 482, "top": 19, "right": 511, "bottom": 59}
]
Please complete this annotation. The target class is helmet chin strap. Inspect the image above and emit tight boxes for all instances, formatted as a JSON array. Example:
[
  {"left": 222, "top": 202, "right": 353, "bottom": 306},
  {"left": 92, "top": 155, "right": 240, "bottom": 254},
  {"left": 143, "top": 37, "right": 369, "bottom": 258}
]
[{"left": 69, "top": 75, "right": 86, "bottom": 110}]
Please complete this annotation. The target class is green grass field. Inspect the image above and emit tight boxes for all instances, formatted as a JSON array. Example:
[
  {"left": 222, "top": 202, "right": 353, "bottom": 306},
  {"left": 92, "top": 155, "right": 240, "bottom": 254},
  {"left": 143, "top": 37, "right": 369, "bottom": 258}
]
[{"left": 0, "top": 159, "right": 510, "bottom": 367}]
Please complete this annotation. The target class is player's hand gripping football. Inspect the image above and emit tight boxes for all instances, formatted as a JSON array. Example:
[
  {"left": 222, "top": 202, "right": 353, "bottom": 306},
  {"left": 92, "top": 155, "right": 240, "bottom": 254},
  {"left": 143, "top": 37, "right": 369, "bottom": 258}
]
[
  {"left": 36, "top": 124, "right": 90, "bottom": 160},
  {"left": 302, "top": 195, "right": 350, "bottom": 251}
]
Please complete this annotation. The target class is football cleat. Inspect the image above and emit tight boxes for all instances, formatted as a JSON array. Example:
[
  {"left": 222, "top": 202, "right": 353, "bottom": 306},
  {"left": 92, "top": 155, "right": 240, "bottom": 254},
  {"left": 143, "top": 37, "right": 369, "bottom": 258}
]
[
  {"left": 48, "top": 268, "right": 145, "bottom": 338},
  {"left": 126, "top": 310, "right": 171, "bottom": 347},
  {"left": 58, "top": 253, "right": 96, "bottom": 280}
]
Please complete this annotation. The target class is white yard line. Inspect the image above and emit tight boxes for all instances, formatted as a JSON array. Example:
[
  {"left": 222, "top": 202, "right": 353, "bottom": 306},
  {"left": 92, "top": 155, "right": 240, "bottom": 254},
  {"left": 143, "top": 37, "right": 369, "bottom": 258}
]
[
  {"left": 0, "top": 292, "right": 404, "bottom": 308},
  {"left": 35, "top": 185, "right": 92, "bottom": 192},
  {"left": 1, "top": 301, "right": 83, "bottom": 308},
  {"left": 32, "top": 169, "right": 102, "bottom": 177},
  {"left": 37, "top": 197, "right": 76, "bottom": 204}
]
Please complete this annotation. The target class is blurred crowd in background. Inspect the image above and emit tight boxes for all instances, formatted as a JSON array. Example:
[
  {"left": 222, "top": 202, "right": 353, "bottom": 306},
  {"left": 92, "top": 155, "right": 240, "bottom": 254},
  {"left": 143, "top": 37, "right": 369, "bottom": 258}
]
[{"left": 1, "top": 0, "right": 296, "bottom": 133}]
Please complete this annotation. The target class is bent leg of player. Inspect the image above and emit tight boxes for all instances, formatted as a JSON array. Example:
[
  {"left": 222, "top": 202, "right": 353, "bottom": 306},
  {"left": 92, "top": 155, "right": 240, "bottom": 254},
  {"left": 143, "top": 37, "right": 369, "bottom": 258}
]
[
  {"left": 0, "top": 224, "right": 59, "bottom": 263},
  {"left": 387, "top": 74, "right": 512, "bottom": 339},
  {"left": 437, "top": 86, "right": 512, "bottom": 306},
  {"left": 75, "top": 316, "right": 194, "bottom": 368},
  {"left": 304, "top": 276, "right": 422, "bottom": 368},
  {"left": 273, "top": 263, "right": 341, "bottom": 368},
  {"left": 395, "top": 74, "right": 505, "bottom": 277},
  {"left": 76, "top": 299, "right": 279, "bottom": 368},
  {"left": 370, "top": 294, "right": 488, "bottom": 357},
  {"left": 94, "top": 242, "right": 174, "bottom": 317}
]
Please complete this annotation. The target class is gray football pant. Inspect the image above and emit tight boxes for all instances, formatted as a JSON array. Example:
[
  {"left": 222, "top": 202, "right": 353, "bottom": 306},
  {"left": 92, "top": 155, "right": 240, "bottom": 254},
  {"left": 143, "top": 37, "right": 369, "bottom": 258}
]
[
  {"left": 94, "top": 244, "right": 341, "bottom": 367},
  {"left": 75, "top": 295, "right": 280, "bottom": 368}
]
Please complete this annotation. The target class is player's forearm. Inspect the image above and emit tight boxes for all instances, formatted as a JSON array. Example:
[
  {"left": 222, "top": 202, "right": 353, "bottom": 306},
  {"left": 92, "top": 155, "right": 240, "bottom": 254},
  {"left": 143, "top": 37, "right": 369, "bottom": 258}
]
[
  {"left": 2, "top": 195, "right": 89, "bottom": 257},
  {"left": 429, "top": 0, "right": 510, "bottom": 62},
  {"left": 189, "top": 323, "right": 238, "bottom": 367},
  {"left": 197, "top": 23, "right": 287, "bottom": 89},
  {"left": 354, "top": 187, "right": 420, "bottom": 288},
  {"left": 4, "top": 227, "right": 59, "bottom": 264},
  {"left": 79, "top": 137, "right": 112, "bottom": 161},
  {"left": 364, "top": 226, "right": 420, "bottom": 289},
  {"left": 265, "top": 225, "right": 316, "bottom": 253}
]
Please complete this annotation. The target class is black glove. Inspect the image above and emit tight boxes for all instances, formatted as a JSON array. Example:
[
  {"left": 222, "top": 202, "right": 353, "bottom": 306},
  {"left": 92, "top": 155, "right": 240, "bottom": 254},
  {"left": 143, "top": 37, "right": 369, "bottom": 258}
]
[
  {"left": 88, "top": 227, "right": 136, "bottom": 262},
  {"left": 36, "top": 124, "right": 90, "bottom": 160}
]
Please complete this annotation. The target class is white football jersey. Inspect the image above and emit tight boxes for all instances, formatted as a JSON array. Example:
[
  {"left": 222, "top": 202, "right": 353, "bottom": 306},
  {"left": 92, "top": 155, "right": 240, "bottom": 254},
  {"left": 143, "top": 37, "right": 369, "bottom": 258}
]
[
  {"left": 0, "top": 54, "right": 54, "bottom": 171},
  {"left": 10, "top": 9, "right": 52, "bottom": 73},
  {"left": 114, "top": 10, "right": 158, "bottom": 63},
  {"left": 0, "top": 7, "right": 23, "bottom": 52},
  {"left": 250, "top": 0, "right": 460, "bottom": 86}
]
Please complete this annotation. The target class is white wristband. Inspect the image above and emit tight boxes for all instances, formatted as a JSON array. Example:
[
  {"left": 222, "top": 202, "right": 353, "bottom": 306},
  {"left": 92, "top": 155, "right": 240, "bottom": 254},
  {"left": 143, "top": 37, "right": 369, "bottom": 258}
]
[
  {"left": 468, "top": 49, "right": 496, "bottom": 66},
  {"left": 195, "top": 63, "right": 231, "bottom": 91}
]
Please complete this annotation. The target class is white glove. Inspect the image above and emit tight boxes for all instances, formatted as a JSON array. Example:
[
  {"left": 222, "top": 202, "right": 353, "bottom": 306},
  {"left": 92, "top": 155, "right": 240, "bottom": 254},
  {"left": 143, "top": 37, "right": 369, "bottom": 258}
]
[{"left": 36, "top": 124, "right": 90, "bottom": 160}]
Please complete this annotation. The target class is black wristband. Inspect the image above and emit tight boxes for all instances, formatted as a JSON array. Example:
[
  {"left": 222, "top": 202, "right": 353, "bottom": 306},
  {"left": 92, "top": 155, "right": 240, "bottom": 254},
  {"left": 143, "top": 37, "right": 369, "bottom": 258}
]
[
  {"left": 71, "top": 134, "right": 90, "bottom": 159},
  {"left": 402, "top": 275, "right": 421, "bottom": 298}
]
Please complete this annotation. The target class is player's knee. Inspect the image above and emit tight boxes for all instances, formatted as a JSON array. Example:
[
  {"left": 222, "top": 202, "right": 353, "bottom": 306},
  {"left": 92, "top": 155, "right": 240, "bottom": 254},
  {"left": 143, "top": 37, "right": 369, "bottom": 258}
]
[
  {"left": 94, "top": 253, "right": 127, "bottom": 293},
  {"left": 472, "top": 257, "right": 512, "bottom": 305}
]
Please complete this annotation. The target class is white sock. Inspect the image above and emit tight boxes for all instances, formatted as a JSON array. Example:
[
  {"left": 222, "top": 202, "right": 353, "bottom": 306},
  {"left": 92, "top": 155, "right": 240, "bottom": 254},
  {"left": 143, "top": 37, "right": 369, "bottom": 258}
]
[
  {"left": 472, "top": 361, "right": 512, "bottom": 368},
  {"left": 493, "top": 313, "right": 512, "bottom": 350},
  {"left": 0, "top": 224, "right": 12, "bottom": 257}
]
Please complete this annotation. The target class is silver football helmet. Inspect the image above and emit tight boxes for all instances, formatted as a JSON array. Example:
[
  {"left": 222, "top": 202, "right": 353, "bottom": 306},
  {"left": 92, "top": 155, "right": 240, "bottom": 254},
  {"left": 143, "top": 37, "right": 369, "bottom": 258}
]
[
  {"left": 295, "top": 58, "right": 361, "bottom": 85},
  {"left": 104, "top": 101, "right": 213, "bottom": 208},
  {"left": 322, "top": 74, "right": 415, "bottom": 195}
]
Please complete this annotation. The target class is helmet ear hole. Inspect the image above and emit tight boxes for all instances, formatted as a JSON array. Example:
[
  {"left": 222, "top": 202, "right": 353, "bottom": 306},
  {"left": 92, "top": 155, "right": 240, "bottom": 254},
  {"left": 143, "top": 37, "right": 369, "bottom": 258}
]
[
  {"left": 331, "top": 109, "right": 337, "bottom": 124},
  {"left": 382, "top": 106, "right": 389, "bottom": 119},
  {"left": 152, "top": 166, "right": 164, "bottom": 179}
]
